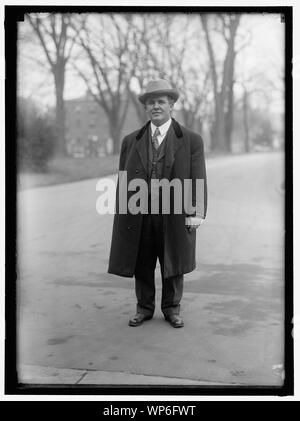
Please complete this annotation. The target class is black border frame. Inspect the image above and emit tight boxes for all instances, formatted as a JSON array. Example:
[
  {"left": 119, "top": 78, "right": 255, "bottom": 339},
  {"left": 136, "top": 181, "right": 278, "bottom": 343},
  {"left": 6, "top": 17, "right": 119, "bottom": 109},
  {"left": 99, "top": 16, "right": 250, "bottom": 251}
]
[{"left": 5, "top": 5, "right": 294, "bottom": 397}]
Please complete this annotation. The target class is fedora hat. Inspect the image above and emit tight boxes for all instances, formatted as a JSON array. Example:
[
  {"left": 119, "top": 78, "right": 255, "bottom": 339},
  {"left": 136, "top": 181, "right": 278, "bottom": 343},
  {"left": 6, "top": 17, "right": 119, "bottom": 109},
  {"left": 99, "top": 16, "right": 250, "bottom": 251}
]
[{"left": 138, "top": 79, "right": 179, "bottom": 104}]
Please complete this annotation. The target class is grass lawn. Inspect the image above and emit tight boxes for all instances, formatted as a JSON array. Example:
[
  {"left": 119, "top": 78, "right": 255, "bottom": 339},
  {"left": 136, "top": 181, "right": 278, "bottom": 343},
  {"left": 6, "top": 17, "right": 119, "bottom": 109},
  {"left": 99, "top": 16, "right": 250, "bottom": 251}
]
[
  {"left": 18, "top": 155, "right": 120, "bottom": 190},
  {"left": 17, "top": 150, "right": 263, "bottom": 190}
]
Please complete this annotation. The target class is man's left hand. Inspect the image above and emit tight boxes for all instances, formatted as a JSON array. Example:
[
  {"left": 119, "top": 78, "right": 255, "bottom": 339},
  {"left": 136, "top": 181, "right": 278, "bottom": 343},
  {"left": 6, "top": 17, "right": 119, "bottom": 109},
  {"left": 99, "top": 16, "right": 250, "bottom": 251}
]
[
  {"left": 187, "top": 224, "right": 200, "bottom": 232},
  {"left": 185, "top": 216, "right": 205, "bottom": 232}
]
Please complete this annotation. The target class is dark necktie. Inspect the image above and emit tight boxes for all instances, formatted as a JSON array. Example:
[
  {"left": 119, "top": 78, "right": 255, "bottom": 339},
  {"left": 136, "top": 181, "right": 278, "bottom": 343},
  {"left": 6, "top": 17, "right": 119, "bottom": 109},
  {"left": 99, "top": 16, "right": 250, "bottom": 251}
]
[{"left": 152, "top": 127, "right": 160, "bottom": 150}]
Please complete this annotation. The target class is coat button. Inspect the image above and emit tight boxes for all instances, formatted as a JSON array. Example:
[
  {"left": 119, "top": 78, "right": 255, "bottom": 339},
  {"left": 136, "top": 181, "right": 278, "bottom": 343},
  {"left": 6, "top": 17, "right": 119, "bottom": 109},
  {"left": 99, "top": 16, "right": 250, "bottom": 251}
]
[
  {"left": 127, "top": 226, "right": 131, "bottom": 230},
  {"left": 135, "top": 169, "right": 139, "bottom": 173}
]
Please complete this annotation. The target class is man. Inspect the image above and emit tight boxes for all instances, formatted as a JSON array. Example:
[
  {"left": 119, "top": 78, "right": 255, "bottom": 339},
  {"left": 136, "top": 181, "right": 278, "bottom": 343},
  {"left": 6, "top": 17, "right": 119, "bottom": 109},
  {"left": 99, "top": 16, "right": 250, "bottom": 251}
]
[{"left": 108, "top": 79, "right": 207, "bottom": 328}]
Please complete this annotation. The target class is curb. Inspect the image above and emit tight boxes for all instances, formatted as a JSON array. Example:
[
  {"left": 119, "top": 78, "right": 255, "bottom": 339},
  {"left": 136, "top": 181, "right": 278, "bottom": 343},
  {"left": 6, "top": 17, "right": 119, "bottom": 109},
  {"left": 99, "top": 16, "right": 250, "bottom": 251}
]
[{"left": 18, "top": 364, "right": 235, "bottom": 386}]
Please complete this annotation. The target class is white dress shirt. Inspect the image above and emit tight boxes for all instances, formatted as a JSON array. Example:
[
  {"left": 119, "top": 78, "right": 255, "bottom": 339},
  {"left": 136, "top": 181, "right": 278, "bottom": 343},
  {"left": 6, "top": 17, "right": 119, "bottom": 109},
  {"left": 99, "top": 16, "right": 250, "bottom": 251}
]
[{"left": 150, "top": 119, "right": 172, "bottom": 146}]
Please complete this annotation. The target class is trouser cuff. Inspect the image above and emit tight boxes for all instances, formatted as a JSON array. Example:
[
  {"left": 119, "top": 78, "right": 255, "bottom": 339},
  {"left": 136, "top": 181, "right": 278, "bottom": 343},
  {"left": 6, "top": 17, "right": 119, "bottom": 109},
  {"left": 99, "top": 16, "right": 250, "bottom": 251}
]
[
  {"left": 162, "top": 304, "right": 181, "bottom": 317},
  {"left": 136, "top": 304, "right": 154, "bottom": 317}
]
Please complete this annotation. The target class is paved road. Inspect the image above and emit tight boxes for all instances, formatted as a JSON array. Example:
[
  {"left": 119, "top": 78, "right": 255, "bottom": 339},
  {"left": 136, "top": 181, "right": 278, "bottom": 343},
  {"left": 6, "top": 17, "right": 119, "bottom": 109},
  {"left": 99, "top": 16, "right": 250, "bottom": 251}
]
[{"left": 17, "top": 152, "right": 285, "bottom": 386}]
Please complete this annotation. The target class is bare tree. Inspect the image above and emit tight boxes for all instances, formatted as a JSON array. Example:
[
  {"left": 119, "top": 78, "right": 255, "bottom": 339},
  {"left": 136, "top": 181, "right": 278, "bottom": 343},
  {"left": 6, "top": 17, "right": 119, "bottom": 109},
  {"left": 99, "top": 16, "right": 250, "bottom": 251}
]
[
  {"left": 128, "top": 14, "right": 212, "bottom": 131},
  {"left": 127, "top": 14, "right": 167, "bottom": 125},
  {"left": 200, "top": 13, "right": 241, "bottom": 152},
  {"left": 72, "top": 14, "right": 136, "bottom": 154},
  {"left": 179, "top": 69, "right": 212, "bottom": 132},
  {"left": 236, "top": 71, "right": 282, "bottom": 152},
  {"left": 152, "top": 14, "right": 210, "bottom": 130},
  {"left": 27, "top": 13, "right": 81, "bottom": 156},
  {"left": 240, "top": 83, "right": 250, "bottom": 152}
]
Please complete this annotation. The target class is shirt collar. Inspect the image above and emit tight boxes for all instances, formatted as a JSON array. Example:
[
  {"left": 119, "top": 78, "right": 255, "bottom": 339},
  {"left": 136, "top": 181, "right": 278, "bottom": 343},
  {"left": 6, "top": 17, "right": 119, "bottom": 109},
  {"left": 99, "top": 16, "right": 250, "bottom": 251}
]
[{"left": 151, "top": 118, "right": 172, "bottom": 136}]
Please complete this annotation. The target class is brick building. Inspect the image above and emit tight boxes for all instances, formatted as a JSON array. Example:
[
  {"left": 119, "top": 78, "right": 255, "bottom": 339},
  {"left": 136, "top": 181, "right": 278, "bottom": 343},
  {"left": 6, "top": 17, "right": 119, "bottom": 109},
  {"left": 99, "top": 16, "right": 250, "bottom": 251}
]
[
  {"left": 65, "top": 92, "right": 142, "bottom": 157},
  {"left": 64, "top": 91, "right": 204, "bottom": 157}
]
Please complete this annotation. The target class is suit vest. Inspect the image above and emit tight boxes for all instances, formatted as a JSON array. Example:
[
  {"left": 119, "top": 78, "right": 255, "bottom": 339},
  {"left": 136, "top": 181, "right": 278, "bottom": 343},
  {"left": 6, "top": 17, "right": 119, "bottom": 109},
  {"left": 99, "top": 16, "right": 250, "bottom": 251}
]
[{"left": 147, "top": 127, "right": 169, "bottom": 213}]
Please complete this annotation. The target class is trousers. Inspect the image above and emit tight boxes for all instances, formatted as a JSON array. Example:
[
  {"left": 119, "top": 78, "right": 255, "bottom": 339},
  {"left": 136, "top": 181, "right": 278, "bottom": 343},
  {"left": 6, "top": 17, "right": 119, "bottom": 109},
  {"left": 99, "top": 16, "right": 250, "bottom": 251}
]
[{"left": 134, "top": 214, "right": 183, "bottom": 317}]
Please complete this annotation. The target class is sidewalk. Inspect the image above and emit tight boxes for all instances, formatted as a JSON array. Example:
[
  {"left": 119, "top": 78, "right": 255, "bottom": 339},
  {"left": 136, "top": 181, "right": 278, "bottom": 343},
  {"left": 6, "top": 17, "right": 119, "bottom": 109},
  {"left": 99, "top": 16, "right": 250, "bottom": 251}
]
[{"left": 19, "top": 364, "right": 237, "bottom": 386}]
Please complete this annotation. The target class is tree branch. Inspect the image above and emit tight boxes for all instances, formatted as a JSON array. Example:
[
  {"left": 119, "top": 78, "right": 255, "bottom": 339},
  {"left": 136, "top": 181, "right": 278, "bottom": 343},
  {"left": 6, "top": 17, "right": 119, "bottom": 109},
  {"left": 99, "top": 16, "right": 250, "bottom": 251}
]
[{"left": 27, "top": 14, "right": 55, "bottom": 69}]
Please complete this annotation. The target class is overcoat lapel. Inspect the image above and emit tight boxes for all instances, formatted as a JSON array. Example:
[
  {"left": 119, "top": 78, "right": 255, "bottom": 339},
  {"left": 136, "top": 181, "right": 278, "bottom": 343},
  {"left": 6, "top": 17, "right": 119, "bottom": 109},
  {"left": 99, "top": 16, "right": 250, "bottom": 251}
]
[
  {"left": 135, "top": 121, "right": 150, "bottom": 174},
  {"left": 163, "top": 121, "right": 183, "bottom": 180},
  {"left": 134, "top": 118, "right": 183, "bottom": 178}
]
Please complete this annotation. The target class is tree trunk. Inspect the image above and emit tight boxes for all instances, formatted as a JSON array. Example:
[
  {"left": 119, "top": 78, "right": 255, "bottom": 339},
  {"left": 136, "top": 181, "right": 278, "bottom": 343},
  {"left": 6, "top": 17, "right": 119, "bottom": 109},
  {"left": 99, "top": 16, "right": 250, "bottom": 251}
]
[
  {"left": 109, "top": 117, "right": 122, "bottom": 155},
  {"left": 225, "top": 83, "right": 234, "bottom": 152},
  {"left": 211, "top": 95, "right": 226, "bottom": 151},
  {"left": 128, "top": 90, "right": 147, "bottom": 125},
  {"left": 54, "top": 64, "right": 66, "bottom": 157},
  {"left": 225, "top": 17, "right": 241, "bottom": 152},
  {"left": 243, "top": 90, "right": 250, "bottom": 152},
  {"left": 224, "top": 55, "right": 235, "bottom": 152},
  {"left": 196, "top": 118, "right": 203, "bottom": 135},
  {"left": 201, "top": 14, "right": 240, "bottom": 153},
  {"left": 224, "top": 28, "right": 239, "bottom": 152},
  {"left": 181, "top": 106, "right": 196, "bottom": 130}
]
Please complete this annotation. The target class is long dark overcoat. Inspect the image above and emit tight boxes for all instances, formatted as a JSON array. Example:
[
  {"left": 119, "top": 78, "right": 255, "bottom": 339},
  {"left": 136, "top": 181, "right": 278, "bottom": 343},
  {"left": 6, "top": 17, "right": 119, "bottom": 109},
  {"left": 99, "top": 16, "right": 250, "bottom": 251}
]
[{"left": 108, "top": 118, "right": 207, "bottom": 279}]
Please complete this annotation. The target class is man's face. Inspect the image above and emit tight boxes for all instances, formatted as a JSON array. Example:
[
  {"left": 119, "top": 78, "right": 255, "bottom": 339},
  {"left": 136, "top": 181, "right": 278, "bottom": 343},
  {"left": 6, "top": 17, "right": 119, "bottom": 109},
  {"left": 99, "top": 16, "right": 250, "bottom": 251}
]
[{"left": 144, "top": 95, "right": 174, "bottom": 126}]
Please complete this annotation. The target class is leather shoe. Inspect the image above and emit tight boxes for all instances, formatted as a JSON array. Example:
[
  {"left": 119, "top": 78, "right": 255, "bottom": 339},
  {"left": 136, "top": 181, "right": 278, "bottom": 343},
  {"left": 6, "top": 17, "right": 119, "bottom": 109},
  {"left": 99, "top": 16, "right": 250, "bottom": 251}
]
[
  {"left": 128, "top": 313, "right": 153, "bottom": 327},
  {"left": 164, "top": 314, "right": 184, "bottom": 328}
]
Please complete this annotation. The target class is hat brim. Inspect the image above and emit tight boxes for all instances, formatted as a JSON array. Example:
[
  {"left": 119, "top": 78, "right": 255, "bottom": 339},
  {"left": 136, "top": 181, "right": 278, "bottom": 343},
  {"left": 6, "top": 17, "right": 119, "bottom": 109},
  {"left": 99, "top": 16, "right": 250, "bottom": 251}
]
[{"left": 138, "top": 89, "right": 179, "bottom": 104}]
